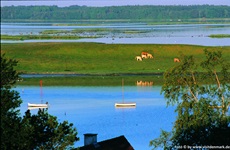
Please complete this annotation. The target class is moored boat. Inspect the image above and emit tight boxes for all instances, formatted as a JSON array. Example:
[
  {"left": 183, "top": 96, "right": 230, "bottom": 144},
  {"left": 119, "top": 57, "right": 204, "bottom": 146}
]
[
  {"left": 115, "top": 79, "right": 136, "bottom": 108},
  {"left": 115, "top": 102, "right": 136, "bottom": 108},
  {"left": 28, "top": 103, "right": 48, "bottom": 107}
]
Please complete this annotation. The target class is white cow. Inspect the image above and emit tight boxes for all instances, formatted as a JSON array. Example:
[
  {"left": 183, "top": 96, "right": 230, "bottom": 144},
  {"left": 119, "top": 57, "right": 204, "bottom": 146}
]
[
  {"left": 141, "top": 54, "right": 147, "bottom": 59},
  {"left": 135, "top": 56, "right": 142, "bottom": 61}
]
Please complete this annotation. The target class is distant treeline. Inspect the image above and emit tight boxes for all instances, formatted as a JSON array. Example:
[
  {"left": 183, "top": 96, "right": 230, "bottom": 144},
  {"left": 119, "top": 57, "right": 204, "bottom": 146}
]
[{"left": 1, "top": 5, "right": 230, "bottom": 21}]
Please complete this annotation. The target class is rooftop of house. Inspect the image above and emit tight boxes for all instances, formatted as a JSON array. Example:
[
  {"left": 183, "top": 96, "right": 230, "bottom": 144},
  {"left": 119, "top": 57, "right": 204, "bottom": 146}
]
[{"left": 79, "top": 135, "right": 134, "bottom": 150}]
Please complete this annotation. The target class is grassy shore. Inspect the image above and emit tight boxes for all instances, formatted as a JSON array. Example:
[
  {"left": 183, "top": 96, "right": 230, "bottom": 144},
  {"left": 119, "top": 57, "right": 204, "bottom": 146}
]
[
  {"left": 1, "top": 43, "right": 230, "bottom": 74},
  {"left": 3, "top": 18, "right": 229, "bottom": 25},
  {"left": 209, "top": 34, "right": 230, "bottom": 38},
  {"left": 1, "top": 34, "right": 96, "bottom": 41},
  {"left": 16, "top": 75, "right": 164, "bottom": 86}
]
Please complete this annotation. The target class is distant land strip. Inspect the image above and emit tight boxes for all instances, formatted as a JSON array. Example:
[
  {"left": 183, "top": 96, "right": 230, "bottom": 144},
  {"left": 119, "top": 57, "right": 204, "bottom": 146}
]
[{"left": 1, "top": 5, "right": 230, "bottom": 24}]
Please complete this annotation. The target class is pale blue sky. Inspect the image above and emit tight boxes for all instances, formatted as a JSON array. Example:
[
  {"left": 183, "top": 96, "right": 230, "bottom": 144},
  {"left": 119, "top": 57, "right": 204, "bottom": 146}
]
[{"left": 1, "top": 0, "right": 230, "bottom": 7}]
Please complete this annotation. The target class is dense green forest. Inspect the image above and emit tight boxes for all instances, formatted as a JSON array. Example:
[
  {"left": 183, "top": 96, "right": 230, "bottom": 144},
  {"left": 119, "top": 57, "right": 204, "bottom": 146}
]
[{"left": 1, "top": 5, "right": 230, "bottom": 21}]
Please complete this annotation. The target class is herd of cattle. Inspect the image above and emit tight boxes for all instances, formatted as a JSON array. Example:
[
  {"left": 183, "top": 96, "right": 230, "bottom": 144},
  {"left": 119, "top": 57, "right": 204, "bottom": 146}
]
[
  {"left": 135, "top": 51, "right": 180, "bottom": 62},
  {"left": 135, "top": 52, "right": 153, "bottom": 61}
]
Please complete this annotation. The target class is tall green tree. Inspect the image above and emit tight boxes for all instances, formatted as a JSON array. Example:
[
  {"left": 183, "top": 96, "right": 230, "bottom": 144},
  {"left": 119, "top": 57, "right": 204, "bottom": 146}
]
[
  {"left": 1, "top": 54, "right": 79, "bottom": 150},
  {"left": 1, "top": 54, "right": 23, "bottom": 149},
  {"left": 150, "top": 50, "right": 230, "bottom": 149}
]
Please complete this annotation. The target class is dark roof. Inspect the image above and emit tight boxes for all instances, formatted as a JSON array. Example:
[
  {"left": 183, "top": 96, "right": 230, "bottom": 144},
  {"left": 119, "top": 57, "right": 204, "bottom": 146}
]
[{"left": 79, "top": 135, "right": 134, "bottom": 150}]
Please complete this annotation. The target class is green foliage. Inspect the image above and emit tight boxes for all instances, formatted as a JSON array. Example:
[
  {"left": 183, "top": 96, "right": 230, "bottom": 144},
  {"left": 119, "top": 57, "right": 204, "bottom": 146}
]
[
  {"left": 149, "top": 130, "right": 171, "bottom": 150},
  {"left": 1, "top": 54, "right": 23, "bottom": 149},
  {"left": 161, "top": 54, "right": 198, "bottom": 105},
  {"left": 150, "top": 50, "right": 230, "bottom": 149},
  {"left": 1, "top": 5, "right": 230, "bottom": 22},
  {"left": 0, "top": 54, "right": 79, "bottom": 150},
  {"left": 21, "top": 109, "right": 78, "bottom": 150},
  {"left": 1, "top": 54, "right": 19, "bottom": 89}
]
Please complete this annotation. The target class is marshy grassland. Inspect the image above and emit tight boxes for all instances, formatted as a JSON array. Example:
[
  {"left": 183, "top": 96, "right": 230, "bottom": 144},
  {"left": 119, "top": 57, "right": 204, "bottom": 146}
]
[
  {"left": 1, "top": 34, "right": 95, "bottom": 41},
  {"left": 1, "top": 28, "right": 149, "bottom": 40},
  {"left": 1, "top": 42, "right": 230, "bottom": 74},
  {"left": 209, "top": 34, "right": 230, "bottom": 38}
]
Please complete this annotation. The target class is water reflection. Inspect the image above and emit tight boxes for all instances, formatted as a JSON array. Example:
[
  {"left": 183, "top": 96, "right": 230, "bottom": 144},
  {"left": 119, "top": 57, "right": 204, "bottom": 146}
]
[
  {"left": 27, "top": 107, "right": 48, "bottom": 111},
  {"left": 136, "top": 81, "right": 154, "bottom": 86}
]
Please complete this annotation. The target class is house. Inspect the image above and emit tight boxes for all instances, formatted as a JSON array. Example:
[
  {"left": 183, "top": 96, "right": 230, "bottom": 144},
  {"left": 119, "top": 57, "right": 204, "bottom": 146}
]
[{"left": 79, "top": 134, "right": 134, "bottom": 150}]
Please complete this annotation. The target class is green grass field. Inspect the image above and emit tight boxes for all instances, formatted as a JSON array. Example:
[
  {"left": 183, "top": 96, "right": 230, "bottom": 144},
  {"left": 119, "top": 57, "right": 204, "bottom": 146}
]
[{"left": 1, "top": 42, "right": 230, "bottom": 74}]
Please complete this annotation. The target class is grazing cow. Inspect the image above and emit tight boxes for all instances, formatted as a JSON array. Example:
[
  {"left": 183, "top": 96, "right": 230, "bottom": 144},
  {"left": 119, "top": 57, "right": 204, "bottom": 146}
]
[
  {"left": 141, "top": 52, "right": 148, "bottom": 56},
  {"left": 135, "top": 56, "right": 142, "bottom": 61},
  {"left": 141, "top": 54, "right": 148, "bottom": 59},
  {"left": 174, "top": 58, "right": 180, "bottom": 62},
  {"left": 147, "top": 53, "right": 153, "bottom": 59}
]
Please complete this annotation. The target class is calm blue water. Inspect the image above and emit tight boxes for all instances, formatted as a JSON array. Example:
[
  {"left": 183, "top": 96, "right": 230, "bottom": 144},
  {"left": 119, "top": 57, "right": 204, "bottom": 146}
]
[
  {"left": 16, "top": 85, "right": 176, "bottom": 150},
  {"left": 1, "top": 23, "right": 230, "bottom": 46}
]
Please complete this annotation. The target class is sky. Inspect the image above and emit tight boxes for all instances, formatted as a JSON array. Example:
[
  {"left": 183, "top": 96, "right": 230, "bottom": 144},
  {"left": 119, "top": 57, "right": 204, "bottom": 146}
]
[{"left": 1, "top": 0, "right": 230, "bottom": 7}]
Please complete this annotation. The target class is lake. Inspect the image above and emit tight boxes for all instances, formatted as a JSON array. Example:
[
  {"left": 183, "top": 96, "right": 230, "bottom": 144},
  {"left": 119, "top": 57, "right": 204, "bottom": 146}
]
[
  {"left": 1, "top": 22, "right": 230, "bottom": 46},
  {"left": 4, "top": 22, "right": 229, "bottom": 149},
  {"left": 15, "top": 84, "right": 176, "bottom": 150}
]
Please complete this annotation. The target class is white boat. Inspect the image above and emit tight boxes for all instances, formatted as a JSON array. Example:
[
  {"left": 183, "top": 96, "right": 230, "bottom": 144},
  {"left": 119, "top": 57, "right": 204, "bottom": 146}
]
[
  {"left": 27, "top": 80, "right": 49, "bottom": 109},
  {"left": 115, "top": 79, "right": 136, "bottom": 108},
  {"left": 28, "top": 103, "right": 48, "bottom": 107},
  {"left": 115, "top": 102, "right": 136, "bottom": 108}
]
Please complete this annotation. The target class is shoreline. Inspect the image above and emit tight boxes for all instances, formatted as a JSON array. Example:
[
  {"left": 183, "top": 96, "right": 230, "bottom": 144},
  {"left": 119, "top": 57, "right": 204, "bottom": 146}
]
[{"left": 20, "top": 72, "right": 164, "bottom": 78}]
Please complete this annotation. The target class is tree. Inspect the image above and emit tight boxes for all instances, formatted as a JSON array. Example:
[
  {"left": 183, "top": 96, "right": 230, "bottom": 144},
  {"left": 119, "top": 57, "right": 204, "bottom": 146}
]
[
  {"left": 1, "top": 54, "right": 23, "bottom": 149},
  {"left": 2, "top": 5, "right": 230, "bottom": 21},
  {"left": 150, "top": 50, "right": 230, "bottom": 149},
  {"left": 1, "top": 54, "right": 79, "bottom": 150}
]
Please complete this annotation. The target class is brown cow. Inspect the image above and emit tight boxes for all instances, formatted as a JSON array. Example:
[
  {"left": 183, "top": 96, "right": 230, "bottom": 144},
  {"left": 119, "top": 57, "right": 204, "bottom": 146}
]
[
  {"left": 174, "top": 58, "right": 180, "bottom": 62},
  {"left": 141, "top": 52, "right": 148, "bottom": 56}
]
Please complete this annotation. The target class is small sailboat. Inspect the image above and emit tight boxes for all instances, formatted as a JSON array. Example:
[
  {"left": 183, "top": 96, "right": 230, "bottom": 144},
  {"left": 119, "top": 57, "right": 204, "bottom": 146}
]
[
  {"left": 28, "top": 102, "right": 48, "bottom": 110},
  {"left": 28, "top": 102, "right": 48, "bottom": 108},
  {"left": 115, "top": 102, "right": 136, "bottom": 107},
  {"left": 115, "top": 79, "right": 136, "bottom": 108},
  {"left": 28, "top": 80, "right": 49, "bottom": 109}
]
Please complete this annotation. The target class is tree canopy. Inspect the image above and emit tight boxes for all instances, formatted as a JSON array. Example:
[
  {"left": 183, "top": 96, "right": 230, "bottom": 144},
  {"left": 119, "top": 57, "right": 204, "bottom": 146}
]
[
  {"left": 1, "top": 5, "right": 230, "bottom": 21},
  {"left": 150, "top": 50, "right": 230, "bottom": 149},
  {"left": 0, "top": 54, "right": 79, "bottom": 149}
]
